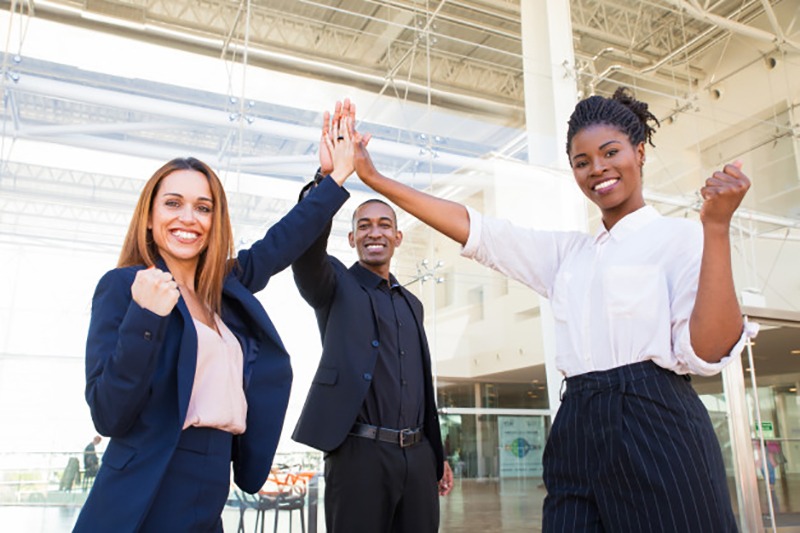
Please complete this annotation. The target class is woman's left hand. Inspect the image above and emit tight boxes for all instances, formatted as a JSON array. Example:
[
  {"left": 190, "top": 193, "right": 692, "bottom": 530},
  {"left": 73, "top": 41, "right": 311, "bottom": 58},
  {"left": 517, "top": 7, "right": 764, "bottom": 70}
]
[
  {"left": 699, "top": 161, "right": 751, "bottom": 227},
  {"left": 326, "top": 115, "right": 356, "bottom": 185}
]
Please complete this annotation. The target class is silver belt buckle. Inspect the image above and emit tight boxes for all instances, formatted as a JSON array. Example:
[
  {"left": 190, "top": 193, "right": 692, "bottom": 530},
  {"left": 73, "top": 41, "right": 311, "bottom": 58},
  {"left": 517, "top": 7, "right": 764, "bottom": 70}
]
[{"left": 399, "top": 428, "right": 413, "bottom": 448}]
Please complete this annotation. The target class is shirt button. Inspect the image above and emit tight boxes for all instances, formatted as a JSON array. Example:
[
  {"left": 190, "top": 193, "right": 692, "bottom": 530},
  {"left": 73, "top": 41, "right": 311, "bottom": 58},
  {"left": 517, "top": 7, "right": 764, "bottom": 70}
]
[
  {"left": 144, "top": 331, "right": 152, "bottom": 341},
  {"left": 371, "top": 340, "right": 380, "bottom": 347},
  {"left": 363, "top": 373, "right": 372, "bottom": 381},
  {"left": 400, "top": 350, "right": 405, "bottom": 357},
  {"left": 401, "top": 379, "right": 407, "bottom": 386}
]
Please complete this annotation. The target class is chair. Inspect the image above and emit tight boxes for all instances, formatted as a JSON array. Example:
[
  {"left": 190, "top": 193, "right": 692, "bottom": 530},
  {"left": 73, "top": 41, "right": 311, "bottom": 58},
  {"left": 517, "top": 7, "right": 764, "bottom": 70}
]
[
  {"left": 234, "top": 489, "right": 278, "bottom": 533},
  {"left": 262, "top": 468, "right": 309, "bottom": 533},
  {"left": 274, "top": 484, "right": 306, "bottom": 533},
  {"left": 81, "top": 468, "right": 98, "bottom": 491}
]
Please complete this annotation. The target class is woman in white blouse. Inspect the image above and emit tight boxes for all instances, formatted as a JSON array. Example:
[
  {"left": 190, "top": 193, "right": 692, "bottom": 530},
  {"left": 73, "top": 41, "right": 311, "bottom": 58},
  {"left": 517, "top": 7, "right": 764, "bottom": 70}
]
[{"left": 352, "top": 87, "right": 749, "bottom": 532}]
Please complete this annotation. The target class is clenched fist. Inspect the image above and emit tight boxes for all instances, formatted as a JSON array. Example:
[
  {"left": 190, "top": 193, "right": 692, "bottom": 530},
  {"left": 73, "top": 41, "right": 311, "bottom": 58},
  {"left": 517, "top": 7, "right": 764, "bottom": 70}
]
[
  {"left": 699, "top": 160, "right": 751, "bottom": 227},
  {"left": 131, "top": 267, "right": 180, "bottom": 316}
]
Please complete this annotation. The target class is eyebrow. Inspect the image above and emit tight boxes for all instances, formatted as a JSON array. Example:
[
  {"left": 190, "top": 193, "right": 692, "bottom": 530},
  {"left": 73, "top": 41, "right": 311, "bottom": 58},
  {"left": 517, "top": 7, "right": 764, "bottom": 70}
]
[
  {"left": 571, "top": 139, "right": 622, "bottom": 162},
  {"left": 356, "top": 216, "right": 394, "bottom": 225},
  {"left": 161, "top": 192, "right": 214, "bottom": 203},
  {"left": 599, "top": 140, "right": 621, "bottom": 150}
]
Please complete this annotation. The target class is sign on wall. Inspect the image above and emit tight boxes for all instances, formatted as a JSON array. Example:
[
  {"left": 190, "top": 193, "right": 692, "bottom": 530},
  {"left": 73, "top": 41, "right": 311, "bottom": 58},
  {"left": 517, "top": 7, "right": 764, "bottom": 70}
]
[{"left": 498, "top": 416, "right": 545, "bottom": 477}]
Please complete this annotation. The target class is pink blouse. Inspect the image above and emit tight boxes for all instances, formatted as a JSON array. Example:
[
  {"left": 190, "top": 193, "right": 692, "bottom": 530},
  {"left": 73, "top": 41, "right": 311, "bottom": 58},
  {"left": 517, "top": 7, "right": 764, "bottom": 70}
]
[{"left": 182, "top": 315, "right": 248, "bottom": 434}]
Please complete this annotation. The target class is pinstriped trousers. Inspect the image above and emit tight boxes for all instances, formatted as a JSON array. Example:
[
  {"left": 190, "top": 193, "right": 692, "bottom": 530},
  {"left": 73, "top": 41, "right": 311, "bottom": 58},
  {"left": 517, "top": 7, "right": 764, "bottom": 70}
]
[{"left": 542, "top": 361, "right": 738, "bottom": 533}]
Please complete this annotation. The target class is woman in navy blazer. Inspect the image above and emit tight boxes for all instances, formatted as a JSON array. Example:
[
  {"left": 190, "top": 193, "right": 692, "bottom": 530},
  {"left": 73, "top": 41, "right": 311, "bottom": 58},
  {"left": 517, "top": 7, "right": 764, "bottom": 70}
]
[{"left": 74, "top": 118, "right": 354, "bottom": 532}]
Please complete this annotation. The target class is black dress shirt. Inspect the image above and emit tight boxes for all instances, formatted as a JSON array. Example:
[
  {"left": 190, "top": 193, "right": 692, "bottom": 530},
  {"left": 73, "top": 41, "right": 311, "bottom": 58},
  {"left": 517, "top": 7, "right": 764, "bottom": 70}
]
[{"left": 351, "top": 263, "right": 425, "bottom": 430}]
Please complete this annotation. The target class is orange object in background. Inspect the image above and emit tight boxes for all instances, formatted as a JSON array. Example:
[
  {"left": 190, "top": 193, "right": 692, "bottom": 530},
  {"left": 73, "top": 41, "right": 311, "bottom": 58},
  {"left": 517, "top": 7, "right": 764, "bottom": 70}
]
[{"left": 259, "top": 467, "right": 316, "bottom": 497}]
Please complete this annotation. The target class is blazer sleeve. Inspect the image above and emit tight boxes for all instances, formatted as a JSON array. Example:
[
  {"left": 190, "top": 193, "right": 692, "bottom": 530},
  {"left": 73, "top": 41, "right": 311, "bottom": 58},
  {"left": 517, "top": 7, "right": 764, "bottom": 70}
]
[
  {"left": 84, "top": 268, "right": 170, "bottom": 437},
  {"left": 291, "top": 187, "right": 338, "bottom": 311},
  {"left": 234, "top": 176, "right": 349, "bottom": 294}
]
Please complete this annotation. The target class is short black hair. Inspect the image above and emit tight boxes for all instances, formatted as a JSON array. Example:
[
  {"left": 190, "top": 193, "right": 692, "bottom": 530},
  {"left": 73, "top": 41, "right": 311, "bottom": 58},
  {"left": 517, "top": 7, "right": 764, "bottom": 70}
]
[
  {"left": 351, "top": 198, "right": 398, "bottom": 229},
  {"left": 566, "top": 87, "right": 660, "bottom": 161}
]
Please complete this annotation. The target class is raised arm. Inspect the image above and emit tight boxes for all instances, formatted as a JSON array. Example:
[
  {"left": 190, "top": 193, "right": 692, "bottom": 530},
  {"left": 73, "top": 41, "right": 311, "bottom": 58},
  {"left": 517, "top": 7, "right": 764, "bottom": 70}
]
[
  {"left": 85, "top": 268, "right": 170, "bottom": 437},
  {"left": 292, "top": 101, "right": 361, "bottom": 307},
  {"left": 689, "top": 160, "right": 750, "bottom": 362},
  {"left": 354, "top": 140, "right": 471, "bottom": 246}
]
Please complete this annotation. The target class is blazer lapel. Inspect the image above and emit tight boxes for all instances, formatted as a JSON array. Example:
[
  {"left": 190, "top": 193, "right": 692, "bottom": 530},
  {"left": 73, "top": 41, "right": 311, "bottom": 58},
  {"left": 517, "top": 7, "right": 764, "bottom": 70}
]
[
  {"left": 400, "top": 286, "right": 424, "bottom": 331},
  {"left": 349, "top": 263, "right": 385, "bottom": 351},
  {"left": 175, "top": 294, "right": 197, "bottom": 425},
  {"left": 222, "top": 279, "right": 282, "bottom": 347},
  {"left": 153, "top": 258, "right": 198, "bottom": 423}
]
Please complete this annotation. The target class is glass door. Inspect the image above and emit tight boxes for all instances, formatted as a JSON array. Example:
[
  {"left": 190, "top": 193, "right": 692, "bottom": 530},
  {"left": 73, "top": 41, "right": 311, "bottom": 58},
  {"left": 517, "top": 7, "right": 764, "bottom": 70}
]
[{"left": 741, "top": 313, "right": 800, "bottom": 531}]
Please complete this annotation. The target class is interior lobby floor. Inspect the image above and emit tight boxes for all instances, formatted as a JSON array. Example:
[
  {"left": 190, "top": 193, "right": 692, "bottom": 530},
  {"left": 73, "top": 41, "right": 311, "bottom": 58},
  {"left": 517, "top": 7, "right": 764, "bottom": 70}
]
[{"left": 2, "top": 477, "right": 800, "bottom": 532}]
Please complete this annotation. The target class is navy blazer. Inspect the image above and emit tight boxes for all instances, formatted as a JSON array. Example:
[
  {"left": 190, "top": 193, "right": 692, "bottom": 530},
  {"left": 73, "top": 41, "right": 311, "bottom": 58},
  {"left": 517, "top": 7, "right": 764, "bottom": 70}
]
[
  {"left": 74, "top": 178, "right": 349, "bottom": 532},
  {"left": 290, "top": 219, "right": 445, "bottom": 480}
]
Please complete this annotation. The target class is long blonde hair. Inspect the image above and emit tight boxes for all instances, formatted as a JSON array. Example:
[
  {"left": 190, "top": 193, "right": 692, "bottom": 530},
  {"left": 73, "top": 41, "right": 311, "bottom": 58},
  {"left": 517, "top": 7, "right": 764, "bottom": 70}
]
[{"left": 118, "top": 157, "right": 235, "bottom": 315}]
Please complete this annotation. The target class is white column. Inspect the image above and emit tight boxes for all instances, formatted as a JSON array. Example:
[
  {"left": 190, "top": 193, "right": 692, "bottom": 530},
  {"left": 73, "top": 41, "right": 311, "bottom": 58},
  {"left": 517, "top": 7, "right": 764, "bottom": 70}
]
[
  {"left": 520, "top": 0, "right": 584, "bottom": 420},
  {"left": 723, "top": 337, "right": 766, "bottom": 532},
  {"left": 474, "top": 382, "right": 485, "bottom": 478},
  {"left": 520, "top": 0, "right": 578, "bottom": 169}
]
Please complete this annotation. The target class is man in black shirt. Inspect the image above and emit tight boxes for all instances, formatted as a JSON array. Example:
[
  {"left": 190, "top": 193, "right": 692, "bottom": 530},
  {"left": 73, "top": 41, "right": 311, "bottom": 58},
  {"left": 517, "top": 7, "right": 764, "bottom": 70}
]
[{"left": 292, "top": 101, "right": 452, "bottom": 532}]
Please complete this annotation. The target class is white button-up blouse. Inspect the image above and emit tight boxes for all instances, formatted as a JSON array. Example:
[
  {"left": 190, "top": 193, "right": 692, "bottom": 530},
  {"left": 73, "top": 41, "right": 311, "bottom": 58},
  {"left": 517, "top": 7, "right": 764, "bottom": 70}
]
[{"left": 462, "top": 204, "right": 751, "bottom": 378}]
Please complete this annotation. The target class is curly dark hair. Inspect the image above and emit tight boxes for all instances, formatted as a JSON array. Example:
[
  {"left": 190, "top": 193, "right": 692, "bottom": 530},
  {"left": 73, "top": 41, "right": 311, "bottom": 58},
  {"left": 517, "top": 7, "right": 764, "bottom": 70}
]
[{"left": 565, "top": 87, "right": 660, "bottom": 161}]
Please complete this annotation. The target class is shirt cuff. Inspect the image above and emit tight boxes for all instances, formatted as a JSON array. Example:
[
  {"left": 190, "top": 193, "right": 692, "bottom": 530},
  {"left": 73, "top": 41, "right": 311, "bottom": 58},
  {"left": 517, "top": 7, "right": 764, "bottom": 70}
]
[
  {"left": 460, "top": 206, "right": 482, "bottom": 258},
  {"left": 679, "top": 319, "right": 760, "bottom": 376}
]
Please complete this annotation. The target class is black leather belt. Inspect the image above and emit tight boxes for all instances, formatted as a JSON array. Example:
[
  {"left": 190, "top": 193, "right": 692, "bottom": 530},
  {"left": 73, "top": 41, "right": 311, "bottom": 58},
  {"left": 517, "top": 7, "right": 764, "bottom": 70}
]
[{"left": 349, "top": 423, "right": 423, "bottom": 448}]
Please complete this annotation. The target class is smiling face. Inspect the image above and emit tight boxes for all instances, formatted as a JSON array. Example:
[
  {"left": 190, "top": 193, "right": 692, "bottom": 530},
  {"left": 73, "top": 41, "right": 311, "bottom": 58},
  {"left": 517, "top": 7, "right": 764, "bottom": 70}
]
[
  {"left": 148, "top": 169, "right": 214, "bottom": 273},
  {"left": 348, "top": 200, "right": 403, "bottom": 279},
  {"left": 569, "top": 123, "right": 646, "bottom": 230}
]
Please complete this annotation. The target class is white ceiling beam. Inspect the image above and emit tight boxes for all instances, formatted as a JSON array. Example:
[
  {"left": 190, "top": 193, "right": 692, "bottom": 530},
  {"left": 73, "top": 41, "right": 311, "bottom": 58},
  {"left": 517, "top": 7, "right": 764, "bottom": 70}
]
[{"left": 8, "top": 74, "right": 500, "bottom": 173}]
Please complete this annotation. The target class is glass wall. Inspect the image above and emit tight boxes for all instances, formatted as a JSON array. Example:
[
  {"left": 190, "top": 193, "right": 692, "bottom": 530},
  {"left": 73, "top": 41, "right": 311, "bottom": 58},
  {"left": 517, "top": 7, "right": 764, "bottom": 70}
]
[{"left": 741, "top": 318, "right": 800, "bottom": 528}]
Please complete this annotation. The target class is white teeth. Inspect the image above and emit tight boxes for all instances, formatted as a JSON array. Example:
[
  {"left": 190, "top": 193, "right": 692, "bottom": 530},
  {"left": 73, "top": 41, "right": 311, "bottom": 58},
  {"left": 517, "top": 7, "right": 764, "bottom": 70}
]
[
  {"left": 366, "top": 244, "right": 383, "bottom": 249},
  {"left": 594, "top": 178, "right": 618, "bottom": 191},
  {"left": 172, "top": 230, "right": 198, "bottom": 240}
]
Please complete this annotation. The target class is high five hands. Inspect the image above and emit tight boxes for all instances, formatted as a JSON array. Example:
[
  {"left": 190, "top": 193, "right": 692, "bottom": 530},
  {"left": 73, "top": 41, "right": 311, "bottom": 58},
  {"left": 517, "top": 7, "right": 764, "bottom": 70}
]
[
  {"left": 699, "top": 161, "right": 751, "bottom": 227},
  {"left": 131, "top": 266, "right": 180, "bottom": 317},
  {"left": 319, "top": 99, "right": 371, "bottom": 185}
]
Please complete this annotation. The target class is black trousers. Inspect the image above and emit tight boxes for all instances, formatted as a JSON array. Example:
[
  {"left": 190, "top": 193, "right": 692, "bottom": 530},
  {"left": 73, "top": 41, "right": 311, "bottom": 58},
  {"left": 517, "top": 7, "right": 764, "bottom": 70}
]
[
  {"left": 324, "top": 434, "right": 439, "bottom": 533},
  {"left": 542, "top": 360, "right": 738, "bottom": 533}
]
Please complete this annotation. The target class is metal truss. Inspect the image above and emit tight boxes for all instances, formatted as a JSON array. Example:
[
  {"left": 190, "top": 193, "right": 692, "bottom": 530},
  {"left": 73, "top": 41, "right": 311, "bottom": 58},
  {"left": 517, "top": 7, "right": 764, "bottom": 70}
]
[
  {"left": 25, "top": 0, "right": 525, "bottom": 109},
  {"left": 564, "top": 0, "right": 788, "bottom": 96},
  {"left": 0, "top": 160, "right": 294, "bottom": 246},
  {"left": 23, "top": 0, "right": 792, "bottom": 109}
]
